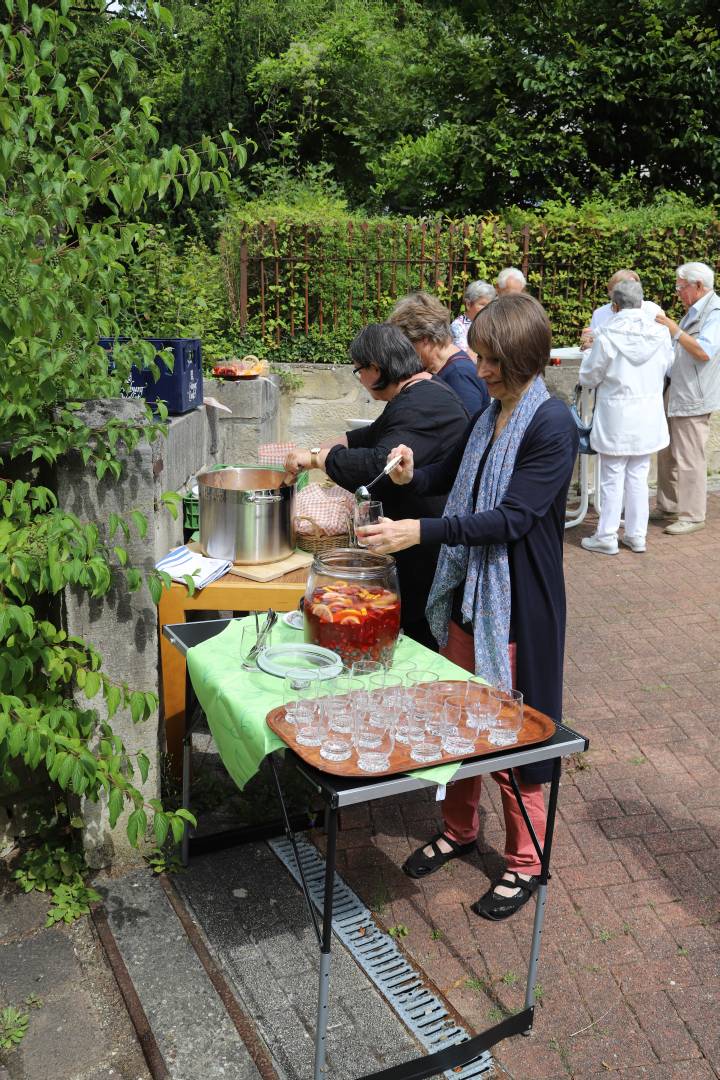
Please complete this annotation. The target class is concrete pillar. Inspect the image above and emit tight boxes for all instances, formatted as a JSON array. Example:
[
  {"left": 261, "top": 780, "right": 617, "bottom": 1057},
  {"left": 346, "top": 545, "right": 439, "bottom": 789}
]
[
  {"left": 57, "top": 400, "right": 165, "bottom": 868},
  {"left": 203, "top": 376, "right": 281, "bottom": 464}
]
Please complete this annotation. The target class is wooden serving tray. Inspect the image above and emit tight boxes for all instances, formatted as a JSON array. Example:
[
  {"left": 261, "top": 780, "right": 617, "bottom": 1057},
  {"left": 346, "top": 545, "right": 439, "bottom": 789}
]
[{"left": 266, "top": 680, "right": 556, "bottom": 778}]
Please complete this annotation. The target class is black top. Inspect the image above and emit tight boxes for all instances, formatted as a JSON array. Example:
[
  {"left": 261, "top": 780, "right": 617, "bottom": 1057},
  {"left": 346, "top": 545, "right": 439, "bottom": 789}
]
[
  {"left": 408, "top": 396, "right": 579, "bottom": 783},
  {"left": 324, "top": 378, "right": 469, "bottom": 630},
  {"left": 436, "top": 350, "right": 490, "bottom": 418}
]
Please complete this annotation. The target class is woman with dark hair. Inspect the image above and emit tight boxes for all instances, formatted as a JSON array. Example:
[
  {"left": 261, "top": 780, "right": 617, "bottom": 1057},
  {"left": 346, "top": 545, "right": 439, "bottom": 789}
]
[
  {"left": 283, "top": 323, "right": 469, "bottom": 649},
  {"left": 357, "top": 294, "right": 579, "bottom": 920}
]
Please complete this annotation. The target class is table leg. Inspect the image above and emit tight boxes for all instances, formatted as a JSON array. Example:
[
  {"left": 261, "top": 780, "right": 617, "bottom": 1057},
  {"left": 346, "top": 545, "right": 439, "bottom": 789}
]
[
  {"left": 181, "top": 740, "right": 191, "bottom": 867},
  {"left": 314, "top": 805, "right": 338, "bottom": 1080},
  {"left": 523, "top": 758, "right": 562, "bottom": 1030},
  {"left": 158, "top": 584, "right": 188, "bottom": 778}
]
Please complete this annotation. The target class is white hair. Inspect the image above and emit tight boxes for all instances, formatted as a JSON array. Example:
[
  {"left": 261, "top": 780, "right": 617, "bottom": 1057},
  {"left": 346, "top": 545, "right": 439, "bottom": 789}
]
[
  {"left": 496, "top": 266, "right": 526, "bottom": 289},
  {"left": 677, "top": 262, "right": 714, "bottom": 290},
  {"left": 464, "top": 280, "right": 496, "bottom": 304},
  {"left": 611, "top": 280, "right": 643, "bottom": 310}
]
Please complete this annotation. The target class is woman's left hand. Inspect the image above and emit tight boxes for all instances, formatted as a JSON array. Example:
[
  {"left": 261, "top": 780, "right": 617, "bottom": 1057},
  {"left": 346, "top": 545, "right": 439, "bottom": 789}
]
[
  {"left": 355, "top": 517, "right": 421, "bottom": 554},
  {"left": 283, "top": 449, "right": 311, "bottom": 485}
]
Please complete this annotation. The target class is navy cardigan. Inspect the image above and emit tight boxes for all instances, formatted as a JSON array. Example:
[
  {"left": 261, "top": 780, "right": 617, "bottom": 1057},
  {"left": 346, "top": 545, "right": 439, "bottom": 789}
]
[{"left": 411, "top": 396, "right": 579, "bottom": 783}]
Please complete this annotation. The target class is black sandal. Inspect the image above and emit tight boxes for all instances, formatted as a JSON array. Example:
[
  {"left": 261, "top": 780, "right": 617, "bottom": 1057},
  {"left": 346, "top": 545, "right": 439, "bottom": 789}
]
[
  {"left": 471, "top": 871, "right": 540, "bottom": 921},
  {"left": 402, "top": 832, "right": 476, "bottom": 879}
]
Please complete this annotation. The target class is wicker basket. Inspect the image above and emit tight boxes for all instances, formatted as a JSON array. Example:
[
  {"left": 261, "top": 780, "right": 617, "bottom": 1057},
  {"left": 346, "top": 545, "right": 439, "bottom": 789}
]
[{"left": 295, "top": 515, "right": 350, "bottom": 555}]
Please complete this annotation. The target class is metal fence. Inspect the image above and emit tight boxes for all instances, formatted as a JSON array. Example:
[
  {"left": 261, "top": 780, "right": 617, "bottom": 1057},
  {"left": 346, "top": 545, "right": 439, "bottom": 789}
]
[{"left": 221, "top": 218, "right": 720, "bottom": 344}]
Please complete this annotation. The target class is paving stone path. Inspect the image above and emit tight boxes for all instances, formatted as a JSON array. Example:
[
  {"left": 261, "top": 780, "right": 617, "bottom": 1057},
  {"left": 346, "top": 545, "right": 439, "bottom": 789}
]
[{"left": 319, "top": 494, "right": 720, "bottom": 1080}]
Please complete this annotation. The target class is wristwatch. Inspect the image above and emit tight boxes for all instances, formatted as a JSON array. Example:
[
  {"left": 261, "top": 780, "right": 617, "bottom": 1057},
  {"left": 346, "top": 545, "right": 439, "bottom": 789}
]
[
  {"left": 309, "top": 447, "right": 322, "bottom": 469},
  {"left": 673, "top": 328, "right": 683, "bottom": 343}
]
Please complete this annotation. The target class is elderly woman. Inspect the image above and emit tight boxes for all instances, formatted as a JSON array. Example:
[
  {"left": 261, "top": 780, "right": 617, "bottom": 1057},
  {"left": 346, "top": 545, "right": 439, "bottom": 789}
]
[
  {"left": 357, "top": 295, "right": 578, "bottom": 920},
  {"left": 283, "top": 323, "right": 469, "bottom": 650},
  {"left": 450, "top": 281, "right": 497, "bottom": 353},
  {"left": 388, "top": 291, "right": 490, "bottom": 417}
]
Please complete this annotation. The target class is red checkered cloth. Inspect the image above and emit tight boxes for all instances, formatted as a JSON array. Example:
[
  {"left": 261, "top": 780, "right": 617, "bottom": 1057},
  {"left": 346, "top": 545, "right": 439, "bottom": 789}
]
[
  {"left": 258, "top": 442, "right": 296, "bottom": 468},
  {"left": 294, "top": 482, "right": 355, "bottom": 536}
]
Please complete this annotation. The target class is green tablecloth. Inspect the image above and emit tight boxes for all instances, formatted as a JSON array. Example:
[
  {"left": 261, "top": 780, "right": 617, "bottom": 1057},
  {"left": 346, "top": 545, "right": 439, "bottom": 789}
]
[{"left": 186, "top": 616, "right": 483, "bottom": 792}]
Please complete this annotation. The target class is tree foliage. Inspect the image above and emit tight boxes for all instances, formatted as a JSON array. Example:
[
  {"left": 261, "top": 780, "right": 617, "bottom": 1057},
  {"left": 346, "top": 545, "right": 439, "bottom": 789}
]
[
  {"left": 119, "top": 0, "right": 720, "bottom": 217},
  {"left": 0, "top": 0, "right": 244, "bottom": 860}
]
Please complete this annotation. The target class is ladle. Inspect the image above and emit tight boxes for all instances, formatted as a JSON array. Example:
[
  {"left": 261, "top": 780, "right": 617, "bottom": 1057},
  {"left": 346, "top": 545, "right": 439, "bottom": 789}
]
[{"left": 354, "top": 454, "right": 403, "bottom": 503}]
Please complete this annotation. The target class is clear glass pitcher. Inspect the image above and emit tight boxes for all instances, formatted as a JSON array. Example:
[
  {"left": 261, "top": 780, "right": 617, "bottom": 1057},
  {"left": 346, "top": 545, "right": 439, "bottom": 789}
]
[{"left": 303, "top": 548, "right": 401, "bottom": 667}]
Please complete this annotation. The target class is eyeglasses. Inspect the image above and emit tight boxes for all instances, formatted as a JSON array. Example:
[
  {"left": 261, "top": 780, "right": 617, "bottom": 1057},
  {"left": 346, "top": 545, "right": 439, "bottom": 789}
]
[
  {"left": 352, "top": 367, "right": 364, "bottom": 379},
  {"left": 675, "top": 281, "right": 694, "bottom": 293}
]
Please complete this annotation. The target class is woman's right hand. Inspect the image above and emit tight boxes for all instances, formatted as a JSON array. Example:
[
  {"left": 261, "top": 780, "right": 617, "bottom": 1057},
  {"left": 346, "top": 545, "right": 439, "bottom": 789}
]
[{"left": 387, "top": 445, "right": 414, "bottom": 485}]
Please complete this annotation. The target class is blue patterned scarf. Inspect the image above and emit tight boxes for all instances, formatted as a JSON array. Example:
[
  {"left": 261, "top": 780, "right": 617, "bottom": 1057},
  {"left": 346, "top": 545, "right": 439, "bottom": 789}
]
[{"left": 425, "top": 376, "right": 549, "bottom": 689}]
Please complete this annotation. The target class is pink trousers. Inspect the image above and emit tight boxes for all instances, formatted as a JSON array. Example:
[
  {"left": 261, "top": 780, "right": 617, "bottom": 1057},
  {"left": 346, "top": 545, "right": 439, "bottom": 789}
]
[{"left": 440, "top": 621, "right": 546, "bottom": 876}]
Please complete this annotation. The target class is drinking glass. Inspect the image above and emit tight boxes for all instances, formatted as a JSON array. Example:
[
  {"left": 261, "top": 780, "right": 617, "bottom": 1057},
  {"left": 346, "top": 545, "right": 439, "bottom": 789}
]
[
  {"left": 407, "top": 710, "right": 444, "bottom": 763},
  {"left": 487, "top": 688, "right": 524, "bottom": 747},
  {"left": 351, "top": 659, "right": 386, "bottom": 680},
  {"left": 319, "top": 693, "right": 356, "bottom": 762},
  {"left": 441, "top": 701, "right": 480, "bottom": 757},
  {"left": 405, "top": 669, "right": 439, "bottom": 704},
  {"left": 352, "top": 501, "right": 384, "bottom": 547},
  {"left": 294, "top": 691, "right": 325, "bottom": 745},
  {"left": 465, "top": 681, "right": 503, "bottom": 732},
  {"left": 391, "top": 656, "right": 416, "bottom": 680},
  {"left": 239, "top": 623, "right": 274, "bottom": 670},
  {"left": 355, "top": 715, "right": 395, "bottom": 772},
  {"left": 404, "top": 670, "right": 441, "bottom": 734},
  {"left": 370, "top": 672, "right": 409, "bottom": 736},
  {"left": 282, "top": 674, "right": 316, "bottom": 725}
]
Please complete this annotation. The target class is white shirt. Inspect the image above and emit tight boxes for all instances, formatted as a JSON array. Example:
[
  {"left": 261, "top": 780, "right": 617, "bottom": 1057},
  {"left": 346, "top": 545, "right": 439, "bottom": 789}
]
[
  {"left": 450, "top": 314, "right": 471, "bottom": 351},
  {"left": 579, "top": 309, "right": 673, "bottom": 455},
  {"left": 590, "top": 299, "right": 663, "bottom": 332},
  {"left": 683, "top": 289, "right": 720, "bottom": 362}
]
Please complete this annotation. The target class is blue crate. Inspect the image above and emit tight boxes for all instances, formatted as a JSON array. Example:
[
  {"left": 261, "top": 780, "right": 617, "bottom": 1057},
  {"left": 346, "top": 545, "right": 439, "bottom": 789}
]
[{"left": 100, "top": 337, "right": 203, "bottom": 415}]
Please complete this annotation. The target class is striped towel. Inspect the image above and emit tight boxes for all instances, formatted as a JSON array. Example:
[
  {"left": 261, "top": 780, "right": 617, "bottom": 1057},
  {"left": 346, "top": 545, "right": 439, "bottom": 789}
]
[{"left": 155, "top": 545, "right": 231, "bottom": 590}]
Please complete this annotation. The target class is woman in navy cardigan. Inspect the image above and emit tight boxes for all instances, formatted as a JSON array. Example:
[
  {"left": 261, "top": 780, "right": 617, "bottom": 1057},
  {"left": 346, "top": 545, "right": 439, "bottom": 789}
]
[{"left": 358, "top": 294, "right": 579, "bottom": 921}]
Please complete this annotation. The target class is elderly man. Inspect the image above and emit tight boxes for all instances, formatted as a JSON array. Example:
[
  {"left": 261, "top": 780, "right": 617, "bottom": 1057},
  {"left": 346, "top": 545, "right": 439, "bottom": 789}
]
[
  {"left": 495, "top": 267, "right": 526, "bottom": 294},
  {"left": 581, "top": 269, "right": 662, "bottom": 348},
  {"left": 654, "top": 261, "right": 720, "bottom": 535},
  {"left": 579, "top": 280, "right": 673, "bottom": 555}
]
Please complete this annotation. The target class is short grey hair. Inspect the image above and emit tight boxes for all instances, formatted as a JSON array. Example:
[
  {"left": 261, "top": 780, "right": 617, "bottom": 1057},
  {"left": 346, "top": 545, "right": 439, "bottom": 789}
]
[
  {"left": 677, "top": 261, "right": 714, "bottom": 290},
  {"left": 496, "top": 266, "right": 526, "bottom": 290},
  {"left": 611, "top": 280, "right": 643, "bottom": 310},
  {"left": 464, "top": 280, "right": 496, "bottom": 305}
]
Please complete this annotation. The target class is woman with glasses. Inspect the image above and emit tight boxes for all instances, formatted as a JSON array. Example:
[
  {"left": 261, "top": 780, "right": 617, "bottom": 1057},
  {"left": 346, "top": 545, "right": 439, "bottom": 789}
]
[{"left": 283, "top": 323, "right": 470, "bottom": 649}]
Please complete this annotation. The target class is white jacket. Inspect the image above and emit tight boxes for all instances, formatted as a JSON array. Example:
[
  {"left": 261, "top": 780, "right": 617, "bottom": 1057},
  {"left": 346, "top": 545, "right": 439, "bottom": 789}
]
[{"left": 578, "top": 308, "right": 673, "bottom": 455}]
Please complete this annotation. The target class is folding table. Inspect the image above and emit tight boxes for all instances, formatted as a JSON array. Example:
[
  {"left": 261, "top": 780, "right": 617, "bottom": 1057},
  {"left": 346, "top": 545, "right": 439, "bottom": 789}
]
[
  {"left": 163, "top": 618, "right": 589, "bottom": 1080},
  {"left": 158, "top": 568, "right": 308, "bottom": 772}
]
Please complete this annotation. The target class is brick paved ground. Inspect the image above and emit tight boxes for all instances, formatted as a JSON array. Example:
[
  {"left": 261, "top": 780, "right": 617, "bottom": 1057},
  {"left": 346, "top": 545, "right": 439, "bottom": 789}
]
[{"left": 319, "top": 493, "right": 720, "bottom": 1080}]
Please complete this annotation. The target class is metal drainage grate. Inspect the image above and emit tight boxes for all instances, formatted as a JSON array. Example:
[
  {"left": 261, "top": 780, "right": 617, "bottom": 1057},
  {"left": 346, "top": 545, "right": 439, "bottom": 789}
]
[{"left": 269, "top": 836, "right": 494, "bottom": 1079}]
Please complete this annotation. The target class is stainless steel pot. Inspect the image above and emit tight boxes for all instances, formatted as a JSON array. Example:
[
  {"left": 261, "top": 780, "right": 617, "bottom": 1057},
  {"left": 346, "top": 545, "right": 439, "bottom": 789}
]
[{"left": 198, "top": 467, "right": 295, "bottom": 564}]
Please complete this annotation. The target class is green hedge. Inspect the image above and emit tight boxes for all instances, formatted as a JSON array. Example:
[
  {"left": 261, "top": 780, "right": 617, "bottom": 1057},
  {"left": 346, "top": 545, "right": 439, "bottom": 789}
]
[{"left": 129, "top": 194, "right": 720, "bottom": 367}]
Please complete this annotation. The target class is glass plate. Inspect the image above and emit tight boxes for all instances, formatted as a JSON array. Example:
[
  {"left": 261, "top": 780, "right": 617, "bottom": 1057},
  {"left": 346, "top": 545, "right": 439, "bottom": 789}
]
[
  {"left": 256, "top": 642, "right": 343, "bottom": 681},
  {"left": 282, "top": 610, "right": 304, "bottom": 631}
]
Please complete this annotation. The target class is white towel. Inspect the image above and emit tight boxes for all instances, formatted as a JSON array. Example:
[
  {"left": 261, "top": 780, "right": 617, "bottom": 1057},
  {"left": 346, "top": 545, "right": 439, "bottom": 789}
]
[{"left": 155, "top": 545, "right": 231, "bottom": 590}]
